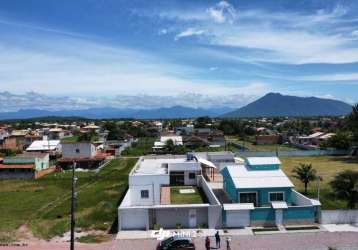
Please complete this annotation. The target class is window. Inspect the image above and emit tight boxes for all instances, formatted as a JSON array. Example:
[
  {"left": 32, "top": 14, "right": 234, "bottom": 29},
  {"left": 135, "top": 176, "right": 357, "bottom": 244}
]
[
  {"left": 239, "top": 192, "right": 257, "bottom": 206},
  {"left": 189, "top": 172, "right": 196, "bottom": 179},
  {"left": 269, "top": 192, "right": 284, "bottom": 202},
  {"left": 141, "top": 190, "right": 149, "bottom": 199},
  {"left": 75, "top": 148, "right": 80, "bottom": 154}
]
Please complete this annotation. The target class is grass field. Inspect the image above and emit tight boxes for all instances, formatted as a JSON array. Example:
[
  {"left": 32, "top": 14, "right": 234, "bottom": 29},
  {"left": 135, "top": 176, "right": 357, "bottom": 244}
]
[
  {"left": 121, "top": 137, "right": 156, "bottom": 156},
  {"left": 60, "top": 135, "right": 80, "bottom": 143},
  {"left": 226, "top": 136, "right": 299, "bottom": 152},
  {"left": 281, "top": 156, "right": 358, "bottom": 209},
  {"left": 0, "top": 158, "right": 137, "bottom": 242},
  {"left": 170, "top": 186, "right": 205, "bottom": 204}
]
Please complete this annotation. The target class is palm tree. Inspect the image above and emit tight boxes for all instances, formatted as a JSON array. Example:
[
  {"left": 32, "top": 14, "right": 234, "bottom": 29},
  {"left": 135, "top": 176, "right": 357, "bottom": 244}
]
[
  {"left": 330, "top": 170, "right": 358, "bottom": 209},
  {"left": 292, "top": 163, "right": 318, "bottom": 194}
]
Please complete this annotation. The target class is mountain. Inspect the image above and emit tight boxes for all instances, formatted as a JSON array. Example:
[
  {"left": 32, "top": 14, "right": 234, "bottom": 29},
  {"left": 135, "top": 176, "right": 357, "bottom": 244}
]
[
  {"left": 222, "top": 93, "right": 352, "bottom": 118},
  {"left": 0, "top": 106, "right": 233, "bottom": 120}
]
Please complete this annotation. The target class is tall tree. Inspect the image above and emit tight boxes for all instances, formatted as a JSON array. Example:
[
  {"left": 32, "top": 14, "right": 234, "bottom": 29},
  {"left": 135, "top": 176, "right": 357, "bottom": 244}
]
[
  {"left": 330, "top": 170, "right": 358, "bottom": 209},
  {"left": 165, "top": 139, "right": 175, "bottom": 152},
  {"left": 292, "top": 163, "right": 318, "bottom": 194},
  {"left": 347, "top": 104, "right": 358, "bottom": 144}
]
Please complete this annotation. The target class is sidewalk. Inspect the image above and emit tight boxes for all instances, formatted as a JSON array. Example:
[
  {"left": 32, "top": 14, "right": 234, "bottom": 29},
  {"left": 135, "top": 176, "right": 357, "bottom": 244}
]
[
  {"left": 117, "top": 224, "right": 358, "bottom": 240},
  {"left": 116, "top": 228, "right": 253, "bottom": 240}
]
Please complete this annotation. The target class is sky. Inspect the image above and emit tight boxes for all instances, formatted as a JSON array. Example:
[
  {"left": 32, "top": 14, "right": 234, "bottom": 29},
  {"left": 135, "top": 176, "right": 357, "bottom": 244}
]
[{"left": 0, "top": 0, "right": 358, "bottom": 110}]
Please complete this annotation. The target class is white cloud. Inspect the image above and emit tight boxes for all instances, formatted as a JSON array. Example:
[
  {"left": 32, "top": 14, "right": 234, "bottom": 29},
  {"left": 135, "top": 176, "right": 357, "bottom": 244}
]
[
  {"left": 207, "top": 1, "right": 236, "bottom": 24},
  {"left": 298, "top": 72, "right": 358, "bottom": 82},
  {"left": 0, "top": 31, "right": 270, "bottom": 99},
  {"left": 0, "top": 91, "right": 262, "bottom": 112},
  {"left": 174, "top": 28, "right": 206, "bottom": 40},
  {"left": 158, "top": 28, "right": 168, "bottom": 35},
  {"left": 158, "top": 4, "right": 358, "bottom": 64}
]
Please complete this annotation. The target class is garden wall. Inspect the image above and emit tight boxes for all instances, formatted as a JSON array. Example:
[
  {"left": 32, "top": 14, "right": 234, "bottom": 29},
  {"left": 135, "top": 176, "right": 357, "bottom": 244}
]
[{"left": 321, "top": 210, "right": 358, "bottom": 224}]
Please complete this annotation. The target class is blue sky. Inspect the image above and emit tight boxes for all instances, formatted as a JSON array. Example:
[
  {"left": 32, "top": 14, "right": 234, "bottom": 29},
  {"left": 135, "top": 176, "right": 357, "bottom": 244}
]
[{"left": 0, "top": 0, "right": 358, "bottom": 109}]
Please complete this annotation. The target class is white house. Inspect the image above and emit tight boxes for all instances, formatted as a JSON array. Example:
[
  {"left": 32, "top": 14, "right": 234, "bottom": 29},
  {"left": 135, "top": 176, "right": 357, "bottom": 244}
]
[
  {"left": 26, "top": 138, "right": 61, "bottom": 154},
  {"left": 118, "top": 153, "right": 222, "bottom": 230},
  {"left": 153, "top": 135, "right": 183, "bottom": 151},
  {"left": 58, "top": 142, "right": 106, "bottom": 170}
]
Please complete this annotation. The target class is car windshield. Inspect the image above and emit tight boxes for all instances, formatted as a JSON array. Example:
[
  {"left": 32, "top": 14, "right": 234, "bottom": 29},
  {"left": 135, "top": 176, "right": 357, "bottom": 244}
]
[{"left": 162, "top": 236, "right": 174, "bottom": 246}]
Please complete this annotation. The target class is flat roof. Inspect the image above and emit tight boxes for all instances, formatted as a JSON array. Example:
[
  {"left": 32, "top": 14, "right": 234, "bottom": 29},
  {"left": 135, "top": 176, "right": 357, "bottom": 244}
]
[
  {"left": 224, "top": 164, "right": 294, "bottom": 189},
  {"left": 132, "top": 157, "right": 198, "bottom": 175},
  {"left": 246, "top": 157, "right": 281, "bottom": 166},
  {"left": 197, "top": 158, "right": 216, "bottom": 168},
  {"left": 223, "top": 203, "right": 255, "bottom": 210},
  {"left": 26, "top": 140, "right": 60, "bottom": 151},
  {"left": 271, "top": 201, "right": 288, "bottom": 209}
]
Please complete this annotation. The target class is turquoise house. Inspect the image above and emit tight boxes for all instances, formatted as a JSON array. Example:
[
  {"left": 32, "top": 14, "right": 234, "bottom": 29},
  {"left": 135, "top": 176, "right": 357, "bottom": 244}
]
[{"left": 221, "top": 157, "right": 320, "bottom": 227}]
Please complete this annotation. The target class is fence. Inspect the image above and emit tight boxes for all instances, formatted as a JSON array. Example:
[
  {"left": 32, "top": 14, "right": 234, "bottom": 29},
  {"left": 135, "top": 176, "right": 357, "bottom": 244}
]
[
  {"left": 235, "top": 149, "right": 348, "bottom": 158},
  {"left": 321, "top": 210, "right": 358, "bottom": 224}
]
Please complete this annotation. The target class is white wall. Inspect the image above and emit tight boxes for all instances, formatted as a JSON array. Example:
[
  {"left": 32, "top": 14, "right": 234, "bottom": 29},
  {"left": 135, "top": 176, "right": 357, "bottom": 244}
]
[
  {"left": 129, "top": 174, "right": 169, "bottom": 206},
  {"left": 321, "top": 210, "right": 358, "bottom": 224},
  {"left": 291, "top": 190, "right": 315, "bottom": 206},
  {"left": 119, "top": 208, "right": 149, "bottom": 230},
  {"left": 61, "top": 143, "right": 96, "bottom": 158},
  {"left": 168, "top": 162, "right": 200, "bottom": 172},
  {"left": 184, "top": 171, "right": 199, "bottom": 185}
]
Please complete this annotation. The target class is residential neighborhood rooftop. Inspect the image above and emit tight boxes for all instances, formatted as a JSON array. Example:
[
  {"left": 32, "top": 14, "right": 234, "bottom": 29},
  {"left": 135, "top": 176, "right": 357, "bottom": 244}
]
[
  {"left": 245, "top": 157, "right": 281, "bottom": 166},
  {"left": 26, "top": 140, "right": 60, "bottom": 151},
  {"left": 223, "top": 164, "right": 294, "bottom": 189},
  {"left": 132, "top": 156, "right": 198, "bottom": 175}
]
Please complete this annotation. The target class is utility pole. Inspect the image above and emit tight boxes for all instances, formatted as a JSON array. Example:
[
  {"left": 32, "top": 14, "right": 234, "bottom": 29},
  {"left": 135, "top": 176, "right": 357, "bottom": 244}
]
[
  {"left": 70, "top": 161, "right": 77, "bottom": 250},
  {"left": 317, "top": 176, "right": 321, "bottom": 201}
]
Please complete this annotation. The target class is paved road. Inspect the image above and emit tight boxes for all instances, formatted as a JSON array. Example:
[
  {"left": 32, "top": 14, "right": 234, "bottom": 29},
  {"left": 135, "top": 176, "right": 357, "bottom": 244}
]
[
  {"left": 114, "top": 232, "right": 358, "bottom": 250},
  {"left": 2, "top": 232, "right": 358, "bottom": 250}
]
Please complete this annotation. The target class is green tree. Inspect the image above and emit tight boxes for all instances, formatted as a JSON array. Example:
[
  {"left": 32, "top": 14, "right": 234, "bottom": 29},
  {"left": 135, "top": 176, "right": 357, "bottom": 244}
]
[
  {"left": 292, "top": 163, "right": 318, "bottom": 194},
  {"left": 321, "top": 132, "right": 352, "bottom": 150},
  {"left": 165, "top": 139, "right": 175, "bottom": 152},
  {"left": 347, "top": 104, "right": 358, "bottom": 144},
  {"left": 330, "top": 170, "right": 358, "bottom": 209}
]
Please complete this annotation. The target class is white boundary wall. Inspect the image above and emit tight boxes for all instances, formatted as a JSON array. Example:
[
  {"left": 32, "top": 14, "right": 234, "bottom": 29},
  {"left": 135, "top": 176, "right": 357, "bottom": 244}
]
[{"left": 321, "top": 210, "right": 358, "bottom": 224}]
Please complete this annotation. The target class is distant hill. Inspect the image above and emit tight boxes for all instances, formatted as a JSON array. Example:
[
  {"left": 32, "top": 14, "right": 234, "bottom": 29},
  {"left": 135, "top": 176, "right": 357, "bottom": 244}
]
[
  {"left": 0, "top": 106, "right": 233, "bottom": 120},
  {"left": 222, "top": 93, "right": 352, "bottom": 118}
]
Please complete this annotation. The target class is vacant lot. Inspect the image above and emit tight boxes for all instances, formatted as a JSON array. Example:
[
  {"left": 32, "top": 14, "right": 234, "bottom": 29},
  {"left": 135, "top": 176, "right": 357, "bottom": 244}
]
[
  {"left": 226, "top": 136, "right": 299, "bottom": 152},
  {"left": 281, "top": 156, "right": 358, "bottom": 209},
  {"left": 121, "top": 137, "right": 156, "bottom": 156},
  {"left": 0, "top": 158, "right": 137, "bottom": 242}
]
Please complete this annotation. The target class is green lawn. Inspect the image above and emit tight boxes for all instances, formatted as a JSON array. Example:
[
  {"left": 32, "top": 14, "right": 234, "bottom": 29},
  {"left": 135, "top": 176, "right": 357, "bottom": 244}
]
[
  {"left": 238, "top": 140, "right": 299, "bottom": 151},
  {"left": 121, "top": 137, "right": 157, "bottom": 156},
  {"left": 226, "top": 136, "right": 299, "bottom": 152},
  {"left": 170, "top": 186, "right": 206, "bottom": 204},
  {"left": 281, "top": 156, "right": 358, "bottom": 209},
  {"left": 0, "top": 158, "right": 137, "bottom": 241},
  {"left": 60, "top": 135, "right": 80, "bottom": 143}
]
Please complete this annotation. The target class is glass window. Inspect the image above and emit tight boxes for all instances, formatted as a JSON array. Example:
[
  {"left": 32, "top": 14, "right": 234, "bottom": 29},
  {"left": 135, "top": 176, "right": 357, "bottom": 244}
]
[
  {"left": 141, "top": 190, "right": 149, "bottom": 199},
  {"left": 189, "top": 172, "right": 196, "bottom": 179},
  {"left": 75, "top": 149, "right": 80, "bottom": 153},
  {"left": 269, "top": 192, "right": 284, "bottom": 201}
]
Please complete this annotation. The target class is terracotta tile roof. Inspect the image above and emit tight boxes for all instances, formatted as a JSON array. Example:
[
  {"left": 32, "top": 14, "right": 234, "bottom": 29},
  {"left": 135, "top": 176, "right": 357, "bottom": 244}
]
[
  {"left": 58, "top": 152, "right": 107, "bottom": 163},
  {"left": 0, "top": 164, "right": 34, "bottom": 169}
]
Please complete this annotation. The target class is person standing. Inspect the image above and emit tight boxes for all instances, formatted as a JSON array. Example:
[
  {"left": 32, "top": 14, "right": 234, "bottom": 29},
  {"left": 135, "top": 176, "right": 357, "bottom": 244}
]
[
  {"left": 205, "top": 236, "right": 211, "bottom": 250},
  {"left": 215, "top": 231, "right": 221, "bottom": 248},
  {"left": 226, "top": 236, "right": 231, "bottom": 250}
]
